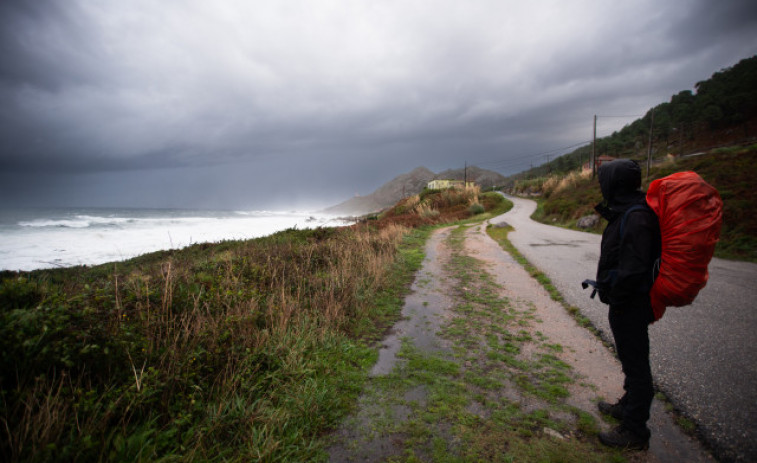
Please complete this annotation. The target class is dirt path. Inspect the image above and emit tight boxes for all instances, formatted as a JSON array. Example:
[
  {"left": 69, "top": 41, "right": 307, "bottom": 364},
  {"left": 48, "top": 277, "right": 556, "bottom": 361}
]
[{"left": 327, "top": 221, "right": 715, "bottom": 462}]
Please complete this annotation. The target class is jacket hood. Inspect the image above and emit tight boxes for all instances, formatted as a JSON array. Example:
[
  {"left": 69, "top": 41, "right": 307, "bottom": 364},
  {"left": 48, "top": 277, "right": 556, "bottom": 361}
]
[{"left": 598, "top": 159, "right": 643, "bottom": 205}]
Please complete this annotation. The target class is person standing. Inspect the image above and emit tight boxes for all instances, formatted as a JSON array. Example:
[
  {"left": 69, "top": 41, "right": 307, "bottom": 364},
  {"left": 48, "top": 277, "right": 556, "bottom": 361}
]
[{"left": 592, "top": 159, "right": 661, "bottom": 450}]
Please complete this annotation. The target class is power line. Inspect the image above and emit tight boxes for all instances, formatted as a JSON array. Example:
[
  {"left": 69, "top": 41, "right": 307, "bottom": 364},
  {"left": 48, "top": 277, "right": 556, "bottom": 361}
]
[
  {"left": 472, "top": 114, "right": 645, "bottom": 174},
  {"left": 480, "top": 140, "right": 592, "bottom": 165},
  {"left": 595, "top": 114, "right": 643, "bottom": 118},
  {"left": 475, "top": 139, "right": 592, "bottom": 170}
]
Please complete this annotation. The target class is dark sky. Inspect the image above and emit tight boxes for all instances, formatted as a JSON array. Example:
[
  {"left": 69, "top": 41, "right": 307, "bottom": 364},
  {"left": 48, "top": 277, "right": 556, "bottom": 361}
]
[{"left": 2, "top": 0, "right": 756, "bottom": 210}]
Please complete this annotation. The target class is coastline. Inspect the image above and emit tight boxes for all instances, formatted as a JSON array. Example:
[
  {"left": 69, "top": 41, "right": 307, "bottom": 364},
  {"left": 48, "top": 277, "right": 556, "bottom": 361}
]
[{"left": 0, "top": 208, "right": 352, "bottom": 272}]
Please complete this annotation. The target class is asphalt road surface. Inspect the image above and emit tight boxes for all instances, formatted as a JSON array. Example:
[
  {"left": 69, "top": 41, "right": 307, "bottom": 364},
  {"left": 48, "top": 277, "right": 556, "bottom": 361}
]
[{"left": 496, "top": 195, "right": 757, "bottom": 463}]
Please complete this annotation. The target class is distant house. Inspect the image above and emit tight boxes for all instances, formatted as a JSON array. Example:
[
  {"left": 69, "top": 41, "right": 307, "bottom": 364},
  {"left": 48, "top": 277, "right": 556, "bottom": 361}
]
[
  {"left": 582, "top": 155, "right": 616, "bottom": 171},
  {"left": 427, "top": 179, "right": 476, "bottom": 190}
]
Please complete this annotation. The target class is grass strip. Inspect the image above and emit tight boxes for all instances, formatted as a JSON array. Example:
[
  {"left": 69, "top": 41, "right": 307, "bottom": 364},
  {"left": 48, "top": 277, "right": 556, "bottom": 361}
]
[{"left": 485, "top": 224, "right": 599, "bottom": 337}]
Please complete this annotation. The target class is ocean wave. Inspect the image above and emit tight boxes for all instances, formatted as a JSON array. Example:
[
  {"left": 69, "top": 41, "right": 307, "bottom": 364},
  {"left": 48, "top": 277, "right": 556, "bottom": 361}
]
[
  {"left": 17, "top": 214, "right": 235, "bottom": 230},
  {"left": 16, "top": 212, "right": 339, "bottom": 230},
  {"left": 19, "top": 215, "right": 133, "bottom": 229},
  {"left": 233, "top": 210, "right": 307, "bottom": 217}
]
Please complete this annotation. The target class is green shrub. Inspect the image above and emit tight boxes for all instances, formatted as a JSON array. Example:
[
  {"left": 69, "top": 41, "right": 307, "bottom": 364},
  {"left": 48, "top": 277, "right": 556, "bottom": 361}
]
[
  {"left": 469, "top": 203, "right": 485, "bottom": 215},
  {"left": 0, "top": 277, "right": 44, "bottom": 312}
]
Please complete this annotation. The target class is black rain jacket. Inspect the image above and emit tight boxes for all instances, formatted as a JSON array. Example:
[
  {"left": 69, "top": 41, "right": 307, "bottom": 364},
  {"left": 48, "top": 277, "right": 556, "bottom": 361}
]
[{"left": 594, "top": 160, "right": 661, "bottom": 308}]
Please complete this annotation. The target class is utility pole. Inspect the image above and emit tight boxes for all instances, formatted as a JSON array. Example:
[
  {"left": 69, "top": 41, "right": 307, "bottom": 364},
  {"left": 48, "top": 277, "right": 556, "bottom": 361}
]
[
  {"left": 464, "top": 161, "right": 468, "bottom": 186},
  {"left": 592, "top": 115, "right": 597, "bottom": 179},
  {"left": 646, "top": 108, "right": 655, "bottom": 180}
]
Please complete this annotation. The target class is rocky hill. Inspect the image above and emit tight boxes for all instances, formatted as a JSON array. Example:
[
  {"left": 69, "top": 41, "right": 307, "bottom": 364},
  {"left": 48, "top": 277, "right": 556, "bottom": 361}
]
[{"left": 324, "top": 166, "right": 507, "bottom": 215}]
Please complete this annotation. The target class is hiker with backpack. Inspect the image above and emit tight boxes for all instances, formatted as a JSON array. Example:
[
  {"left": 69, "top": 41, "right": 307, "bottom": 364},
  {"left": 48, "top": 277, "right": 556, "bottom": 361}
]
[
  {"left": 591, "top": 159, "right": 661, "bottom": 450},
  {"left": 583, "top": 158, "right": 723, "bottom": 450}
]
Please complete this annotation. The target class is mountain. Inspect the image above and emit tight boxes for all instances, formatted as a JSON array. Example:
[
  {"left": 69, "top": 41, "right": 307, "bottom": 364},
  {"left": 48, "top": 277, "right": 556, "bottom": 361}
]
[
  {"left": 323, "top": 167, "right": 434, "bottom": 216},
  {"left": 324, "top": 166, "right": 507, "bottom": 216}
]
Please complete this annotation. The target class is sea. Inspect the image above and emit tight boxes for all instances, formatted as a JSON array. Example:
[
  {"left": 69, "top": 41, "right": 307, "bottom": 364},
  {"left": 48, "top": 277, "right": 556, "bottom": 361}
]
[{"left": 0, "top": 207, "right": 352, "bottom": 272}]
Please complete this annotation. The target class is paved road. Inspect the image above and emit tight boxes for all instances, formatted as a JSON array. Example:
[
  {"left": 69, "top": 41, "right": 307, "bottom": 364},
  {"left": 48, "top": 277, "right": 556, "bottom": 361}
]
[{"left": 496, "top": 195, "right": 757, "bottom": 463}]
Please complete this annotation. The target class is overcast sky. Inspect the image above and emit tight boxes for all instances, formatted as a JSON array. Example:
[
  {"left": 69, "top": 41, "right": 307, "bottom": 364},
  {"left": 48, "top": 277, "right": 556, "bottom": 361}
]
[{"left": 1, "top": 0, "right": 756, "bottom": 210}]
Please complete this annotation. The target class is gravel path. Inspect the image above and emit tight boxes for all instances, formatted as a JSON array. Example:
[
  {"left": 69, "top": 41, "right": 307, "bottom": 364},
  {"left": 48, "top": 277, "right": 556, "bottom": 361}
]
[{"left": 497, "top": 194, "right": 757, "bottom": 462}]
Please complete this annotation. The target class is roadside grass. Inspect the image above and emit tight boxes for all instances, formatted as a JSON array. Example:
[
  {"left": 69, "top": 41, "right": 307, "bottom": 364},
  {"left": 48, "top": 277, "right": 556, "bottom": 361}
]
[
  {"left": 337, "top": 224, "right": 625, "bottom": 462},
  {"left": 522, "top": 144, "right": 757, "bottom": 262},
  {"left": 653, "top": 392, "right": 700, "bottom": 438},
  {"left": 650, "top": 145, "right": 757, "bottom": 262},
  {"left": 485, "top": 225, "right": 600, "bottom": 340},
  {"left": 454, "top": 192, "right": 513, "bottom": 225}
]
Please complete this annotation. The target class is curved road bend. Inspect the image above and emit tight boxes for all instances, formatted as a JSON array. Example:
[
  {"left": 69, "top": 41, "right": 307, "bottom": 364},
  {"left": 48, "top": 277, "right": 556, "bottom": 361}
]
[{"left": 495, "top": 194, "right": 757, "bottom": 463}]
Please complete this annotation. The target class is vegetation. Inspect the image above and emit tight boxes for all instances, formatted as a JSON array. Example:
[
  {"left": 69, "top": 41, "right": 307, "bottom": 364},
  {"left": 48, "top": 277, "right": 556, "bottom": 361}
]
[
  {"left": 378, "top": 185, "right": 493, "bottom": 227},
  {"left": 512, "top": 144, "right": 757, "bottom": 262},
  {"left": 647, "top": 145, "right": 757, "bottom": 261},
  {"left": 508, "top": 55, "right": 757, "bottom": 182},
  {"left": 0, "top": 224, "right": 422, "bottom": 462},
  {"left": 0, "top": 187, "right": 504, "bottom": 462}
]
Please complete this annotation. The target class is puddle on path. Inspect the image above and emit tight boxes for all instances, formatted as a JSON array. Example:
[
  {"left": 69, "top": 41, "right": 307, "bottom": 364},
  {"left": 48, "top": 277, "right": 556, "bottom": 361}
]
[
  {"left": 327, "top": 227, "right": 456, "bottom": 462},
  {"left": 370, "top": 227, "right": 456, "bottom": 376}
]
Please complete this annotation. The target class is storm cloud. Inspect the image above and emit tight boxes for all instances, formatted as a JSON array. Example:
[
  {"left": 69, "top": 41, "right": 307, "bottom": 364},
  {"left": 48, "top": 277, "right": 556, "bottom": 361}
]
[{"left": 1, "top": 0, "right": 756, "bottom": 209}]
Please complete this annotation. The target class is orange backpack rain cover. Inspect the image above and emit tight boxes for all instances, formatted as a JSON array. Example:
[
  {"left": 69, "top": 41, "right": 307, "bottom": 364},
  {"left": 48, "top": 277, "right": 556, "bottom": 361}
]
[{"left": 646, "top": 171, "right": 723, "bottom": 320}]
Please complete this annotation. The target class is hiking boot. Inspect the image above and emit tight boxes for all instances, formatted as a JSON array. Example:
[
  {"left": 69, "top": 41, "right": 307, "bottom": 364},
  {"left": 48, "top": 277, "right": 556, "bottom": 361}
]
[
  {"left": 598, "top": 400, "right": 624, "bottom": 420},
  {"left": 599, "top": 425, "right": 650, "bottom": 450}
]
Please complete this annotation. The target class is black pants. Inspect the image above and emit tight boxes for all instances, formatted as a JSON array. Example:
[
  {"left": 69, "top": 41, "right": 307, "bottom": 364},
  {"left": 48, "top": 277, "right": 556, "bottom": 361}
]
[{"left": 609, "top": 303, "right": 654, "bottom": 437}]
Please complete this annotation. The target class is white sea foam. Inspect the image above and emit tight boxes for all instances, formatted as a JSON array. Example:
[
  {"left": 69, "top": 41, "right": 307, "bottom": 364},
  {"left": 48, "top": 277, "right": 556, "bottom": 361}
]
[
  {"left": 18, "top": 215, "right": 134, "bottom": 228},
  {"left": 1, "top": 209, "right": 351, "bottom": 272}
]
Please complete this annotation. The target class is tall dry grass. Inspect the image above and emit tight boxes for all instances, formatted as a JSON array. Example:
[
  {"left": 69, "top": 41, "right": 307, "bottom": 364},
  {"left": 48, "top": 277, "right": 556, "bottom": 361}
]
[
  {"left": 514, "top": 170, "right": 591, "bottom": 198},
  {"left": 543, "top": 169, "right": 592, "bottom": 196},
  {"left": 423, "top": 184, "right": 480, "bottom": 209},
  {"left": 414, "top": 202, "right": 440, "bottom": 218},
  {"left": 399, "top": 194, "right": 421, "bottom": 212},
  {"left": 1, "top": 224, "right": 410, "bottom": 462}
]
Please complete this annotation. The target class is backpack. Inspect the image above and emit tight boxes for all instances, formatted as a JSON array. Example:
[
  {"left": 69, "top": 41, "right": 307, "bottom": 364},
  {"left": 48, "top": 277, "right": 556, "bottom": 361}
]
[
  {"left": 644, "top": 171, "right": 723, "bottom": 320},
  {"left": 582, "top": 171, "right": 723, "bottom": 321}
]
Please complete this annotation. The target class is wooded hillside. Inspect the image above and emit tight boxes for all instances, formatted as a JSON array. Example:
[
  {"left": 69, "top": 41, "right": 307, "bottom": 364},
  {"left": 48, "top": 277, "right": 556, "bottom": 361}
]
[{"left": 508, "top": 55, "right": 757, "bottom": 182}]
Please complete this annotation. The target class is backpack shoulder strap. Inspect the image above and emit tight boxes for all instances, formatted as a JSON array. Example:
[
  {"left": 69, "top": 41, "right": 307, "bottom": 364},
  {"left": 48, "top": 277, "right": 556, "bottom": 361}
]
[
  {"left": 620, "top": 203, "right": 662, "bottom": 285},
  {"left": 619, "top": 204, "right": 650, "bottom": 238}
]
